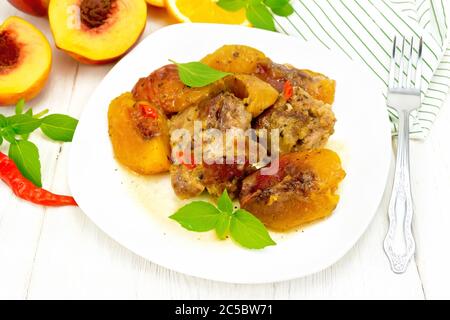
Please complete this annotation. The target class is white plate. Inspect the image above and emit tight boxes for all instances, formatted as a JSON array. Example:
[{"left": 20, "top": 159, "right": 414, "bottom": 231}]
[{"left": 69, "top": 23, "right": 391, "bottom": 284}]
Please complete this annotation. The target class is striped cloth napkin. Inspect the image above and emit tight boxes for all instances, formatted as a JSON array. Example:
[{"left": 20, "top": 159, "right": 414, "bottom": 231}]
[{"left": 275, "top": 0, "right": 449, "bottom": 139}]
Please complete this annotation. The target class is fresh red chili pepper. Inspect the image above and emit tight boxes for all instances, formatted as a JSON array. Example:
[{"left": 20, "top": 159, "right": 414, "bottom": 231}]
[
  {"left": 0, "top": 152, "right": 77, "bottom": 207},
  {"left": 139, "top": 103, "right": 158, "bottom": 119},
  {"left": 283, "top": 80, "right": 293, "bottom": 100}
]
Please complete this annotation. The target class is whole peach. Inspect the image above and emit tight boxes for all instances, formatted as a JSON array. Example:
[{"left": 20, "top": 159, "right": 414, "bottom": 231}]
[{"left": 7, "top": 0, "right": 49, "bottom": 17}]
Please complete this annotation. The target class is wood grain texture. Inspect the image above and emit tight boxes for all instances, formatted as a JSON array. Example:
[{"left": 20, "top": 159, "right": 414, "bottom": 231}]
[{"left": 0, "top": 3, "right": 448, "bottom": 300}]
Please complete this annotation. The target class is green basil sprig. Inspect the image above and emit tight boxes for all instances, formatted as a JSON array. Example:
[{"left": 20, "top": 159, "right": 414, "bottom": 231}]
[
  {"left": 170, "top": 59, "right": 231, "bottom": 88},
  {"left": 41, "top": 114, "right": 79, "bottom": 142},
  {"left": 170, "top": 190, "right": 276, "bottom": 249},
  {"left": 0, "top": 99, "right": 79, "bottom": 187},
  {"left": 217, "top": 0, "right": 294, "bottom": 31}
]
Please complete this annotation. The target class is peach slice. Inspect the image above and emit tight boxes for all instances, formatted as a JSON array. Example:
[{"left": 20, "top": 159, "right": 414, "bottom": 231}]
[
  {"left": 0, "top": 16, "right": 52, "bottom": 106},
  {"left": 48, "top": 0, "right": 147, "bottom": 64},
  {"left": 7, "top": 0, "right": 49, "bottom": 17}
]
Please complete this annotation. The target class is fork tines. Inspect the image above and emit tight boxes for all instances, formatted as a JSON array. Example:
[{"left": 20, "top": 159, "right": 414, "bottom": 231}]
[{"left": 389, "top": 36, "right": 423, "bottom": 91}]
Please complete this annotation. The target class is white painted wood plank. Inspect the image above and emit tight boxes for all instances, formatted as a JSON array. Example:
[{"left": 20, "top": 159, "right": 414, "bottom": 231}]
[
  {"left": 26, "top": 180, "right": 425, "bottom": 299},
  {"left": 412, "top": 96, "right": 450, "bottom": 300},
  {"left": 1, "top": 2, "right": 443, "bottom": 299},
  {"left": 0, "top": 5, "right": 78, "bottom": 299}
]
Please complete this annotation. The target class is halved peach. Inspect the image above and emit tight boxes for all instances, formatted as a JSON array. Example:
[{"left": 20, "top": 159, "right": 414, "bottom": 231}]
[
  {"left": 7, "top": 0, "right": 49, "bottom": 17},
  {"left": 48, "top": 0, "right": 147, "bottom": 64},
  {"left": 0, "top": 16, "right": 52, "bottom": 106}
]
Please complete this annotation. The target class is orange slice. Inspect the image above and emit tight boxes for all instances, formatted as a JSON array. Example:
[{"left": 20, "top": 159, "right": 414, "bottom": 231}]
[
  {"left": 146, "top": 0, "right": 165, "bottom": 7},
  {"left": 165, "top": 0, "right": 248, "bottom": 25}
]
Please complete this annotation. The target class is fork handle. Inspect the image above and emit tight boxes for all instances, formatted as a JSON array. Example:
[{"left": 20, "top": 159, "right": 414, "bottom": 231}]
[{"left": 384, "top": 110, "right": 416, "bottom": 274}]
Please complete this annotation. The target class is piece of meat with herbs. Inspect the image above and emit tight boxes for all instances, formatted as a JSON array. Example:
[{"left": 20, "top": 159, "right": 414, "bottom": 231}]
[
  {"left": 199, "top": 92, "right": 252, "bottom": 131},
  {"left": 254, "top": 60, "right": 336, "bottom": 104},
  {"left": 254, "top": 86, "right": 336, "bottom": 154},
  {"left": 202, "top": 162, "right": 252, "bottom": 198},
  {"left": 170, "top": 165, "right": 205, "bottom": 199},
  {"left": 169, "top": 93, "right": 252, "bottom": 160},
  {"left": 240, "top": 149, "right": 346, "bottom": 231},
  {"left": 132, "top": 64, "right": 224, "bottom": 114},
  {"left": 170, "top": 161, "right": 252, "bottom": 200},
  {"left": 169, "top": 92, "right": 252, "bottom": 153},
  {"left": 169, "top": 103, "right": 201, "bottom": 143},
  {"left": 169, "top": 92, "right": 256, "bottom": 199}
]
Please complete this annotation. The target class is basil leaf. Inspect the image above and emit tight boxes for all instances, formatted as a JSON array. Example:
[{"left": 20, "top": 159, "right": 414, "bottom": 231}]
[
  {"left": 0, "top": 135, "right": 3, "bottom": 146},
  {"left": 215, "top": 212, "right": 232, "bottom": 240},
  {"left": 217, "top": 0, "right": 247, "bottom": 11},
  {"left": 15, "top": 99, "right": 25, "bottom": 115},
  {"left": 264, "top": 0, "right": 289, "bottom": 9},
  {"left": 25, "top": 108, "right": 33, "bottom": 116},
  {"left": 33, "top": 109, "right": 49, "bottom": 119},
  {"left": 7, "top": 115, "right": 42, "bottom": 135},
  {"left": 0, "top": 114, "right": 6, "bottom": 128},
  {"left": 41, "top": 114, "right": 78, "bottom": 142},
  {"left": 170, "top": 201, "right": 221, "bottom": 232},
  {"left": 9, "top": 140, "right": 42, "bottom": 187},
  {"left": 1, "top": 127, "right": 16, "bottom": 144},
  {"left": 230, "top": 209, "right": 276, "bottom": 249},
  {"left": 217, "top": 189, "right": 233, "bottom": 214},
  {"left": 170, "top": 60, "right": 232, "bottom": 88},
  {"left": 272, "top": 3, "right": 293, "bottom": 16},
  {"left": 246, "top": 0, "right": 276, "bottom": 31}
]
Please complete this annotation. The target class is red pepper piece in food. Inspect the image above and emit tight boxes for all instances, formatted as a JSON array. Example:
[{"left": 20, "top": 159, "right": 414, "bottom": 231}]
[
  {"left": 0, "top": 152, "right": 77, "bottom": 207},
  {"left": 283, "top": 80, "right": 293, "bottom": 100},
  {"left": 138, "top": 103, "right": 159, "bottom": 119}
]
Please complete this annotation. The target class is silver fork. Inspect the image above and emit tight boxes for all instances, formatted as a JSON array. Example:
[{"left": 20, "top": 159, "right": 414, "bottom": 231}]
[{"left": 384, "top": 36, "right": 423, "bottom": 274}]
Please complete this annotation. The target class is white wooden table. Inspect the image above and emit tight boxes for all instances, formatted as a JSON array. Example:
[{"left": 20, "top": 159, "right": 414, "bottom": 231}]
[{"left": 1, "top": 4, "right": 449, "bottom": 300}]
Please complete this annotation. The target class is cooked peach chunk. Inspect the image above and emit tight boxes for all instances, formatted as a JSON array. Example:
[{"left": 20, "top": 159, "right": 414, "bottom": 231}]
[
  {"left": 240, "top": 149, "right": 346, "bottom": 231},
  {"left": 224, "top": 74, "right": 279, "bottom": 117},
  {"left": 108, "top": 92, "right": 171, "bottom": 175},
  {"left": 132, "top": 64, "right": 225, "bottom": 114},
  {"left": 201, "top": 45, "right": 268, "bottom": 74},
  {"left": 202, "top": 45, "right": 336, "bottom": 104}
]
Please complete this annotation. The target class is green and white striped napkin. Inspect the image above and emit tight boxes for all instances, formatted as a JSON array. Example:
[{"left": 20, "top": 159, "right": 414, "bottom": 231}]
[{"left": 275, "top": 0, "right": 450, "bottom": 139}]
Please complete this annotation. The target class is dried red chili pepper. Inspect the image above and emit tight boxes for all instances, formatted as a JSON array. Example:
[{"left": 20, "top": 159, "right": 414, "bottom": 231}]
[
  {"left": 0, "top": 152, "right": 77, "bottom": 207},
  {"left": 283, "top": 80, "right": 293, "bottom": 100}
]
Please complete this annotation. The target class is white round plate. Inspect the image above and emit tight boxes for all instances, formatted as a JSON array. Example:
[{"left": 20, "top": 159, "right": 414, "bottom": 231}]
[{"left": 69, "top": 23, "right": 391, "bottom": 284}]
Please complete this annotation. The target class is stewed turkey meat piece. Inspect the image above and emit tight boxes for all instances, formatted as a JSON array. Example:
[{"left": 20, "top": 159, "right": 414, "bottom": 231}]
[
  {"left": 254, "top": 60, "right": 336, "bottom": 105},
  {"left": 254, "top": 86, "right": 336, "bottom": 154},
  {"left": 169, "top": 92, "right": 254, "bottom": 199}
]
